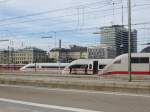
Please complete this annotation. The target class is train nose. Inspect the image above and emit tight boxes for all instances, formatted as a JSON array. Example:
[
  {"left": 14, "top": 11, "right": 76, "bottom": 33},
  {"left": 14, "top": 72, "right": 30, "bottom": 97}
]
[
  {"left": 62, "top": 67, "right": 69, "bottom": 74},
  {"left": 97, "top": 71, "right": 104, "bottom": 76},
  {"left": 20, "top": 67, "right": 25, "bottom": 71}
]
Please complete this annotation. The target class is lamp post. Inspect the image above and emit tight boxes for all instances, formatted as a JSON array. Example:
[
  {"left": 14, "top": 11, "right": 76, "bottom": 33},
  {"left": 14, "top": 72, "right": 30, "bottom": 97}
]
[
  {"left": 128, "top": 0, "right": 132, "bottom": 82},
  {"left": 41, "top": 36, "right": 53, "bottom": 72},
  {"left": 41, "top": 35, "right": 53, "bottom": 59}
]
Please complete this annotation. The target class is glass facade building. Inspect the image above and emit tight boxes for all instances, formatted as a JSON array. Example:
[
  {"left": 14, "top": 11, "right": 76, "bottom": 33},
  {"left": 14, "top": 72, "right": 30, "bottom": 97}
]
[{"left": 100, "top": 25, "right": 137, "bottom": 56}]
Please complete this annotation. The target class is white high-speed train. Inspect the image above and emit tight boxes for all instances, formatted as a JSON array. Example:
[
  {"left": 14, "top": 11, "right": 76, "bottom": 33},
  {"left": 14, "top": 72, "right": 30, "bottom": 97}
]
[
  {"left": 99, "top": 53, "right": 150, "bottom": 76},
  {"left": 62, "top": 59, "right": 113, "bottom": 75},
  {"left": 20, "top": 63, "right": 69, "bottom": 73}
]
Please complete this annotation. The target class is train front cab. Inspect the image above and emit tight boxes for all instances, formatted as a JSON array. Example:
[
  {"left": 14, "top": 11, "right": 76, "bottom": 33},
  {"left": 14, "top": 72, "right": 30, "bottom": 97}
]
[
  {"left": 101, "top": 53, "right": 150, "bottom": 76},
  {"left": 66, "top": 59, "right": 109, "bottom": 75}
]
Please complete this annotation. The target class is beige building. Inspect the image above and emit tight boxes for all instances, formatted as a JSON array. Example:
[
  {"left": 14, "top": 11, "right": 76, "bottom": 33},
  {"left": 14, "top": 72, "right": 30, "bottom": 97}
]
[
  {"left": 49, "top": 48, "right": 69, "bottom": 62},
  {"left": 14, "top": 47, "right": 48, "bottom": 64},
  {"left": 49, "top": 45, "right": 87, "bottom": 62},
  {"left": 67, "top": 51, "right": 87, "bottom": 60},
  {"left": 67, "top": 45, "right": 87, "bottom": 59},
  {"left": 0, "top": 47, "right": 49, "bottom": 64},
  {"left": 0, "top": 50, "right": 9, "bottom": 64}
]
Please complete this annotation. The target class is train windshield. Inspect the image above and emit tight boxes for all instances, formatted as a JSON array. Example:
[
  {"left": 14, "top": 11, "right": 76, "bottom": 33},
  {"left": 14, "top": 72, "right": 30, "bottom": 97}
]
[
  {"left": 99, "top": 65, "right": 106, "bottom": 69},
  {"left": 26, "top": 66, "right": 35, "bottom": 68}
]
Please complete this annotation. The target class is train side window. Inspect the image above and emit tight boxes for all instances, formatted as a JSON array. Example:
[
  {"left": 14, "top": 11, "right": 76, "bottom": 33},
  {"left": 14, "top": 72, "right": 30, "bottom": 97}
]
[
  {"left": 42, "top": 66, "right": 64, "bottom": 68},
  {"left": 89, "top": 64, "right": 92, "bottom": 69},
  {"left": 131, "top": 58, "right": 139, "bottom": 63},
  {"left": 99, "top": 65, "right": 106, "bottom": 69},
  {"left": 140, "top": 58, "right": 149, "bottom": 63},
  {"left": 131, "top": 57, "right": 149, "bottom": 63},
  {"left": 114, "top": 59, "right": 121, "bottom": 64},
  {"left": 70, "top": 65, "right": 88, "bottom": 69},
  {"left": 80, "top": 65, "right": 87, "bottom": 68}
]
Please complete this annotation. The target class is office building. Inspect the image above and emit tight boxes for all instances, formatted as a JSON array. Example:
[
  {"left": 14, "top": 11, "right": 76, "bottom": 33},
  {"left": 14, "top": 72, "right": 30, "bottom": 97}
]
[
  {"left": 88, "top": 44, "right": 116, "bottom": 59},
  {"left": 100, "top": 25, "right": 137, "bottom": 56}
]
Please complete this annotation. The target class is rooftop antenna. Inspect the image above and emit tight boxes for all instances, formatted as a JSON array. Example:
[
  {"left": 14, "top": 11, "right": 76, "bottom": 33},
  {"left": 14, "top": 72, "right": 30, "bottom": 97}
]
[
  {"left": 82, "top": 7, "right": 85, "bottom": 26},
  {"left": 21, "top": 42, "right": 24, "bottom": 48},
  {"left": 110, "top": 0, "right": 115, "bottom": 25},
  {"left": 112, "top": 0, "right": 115, "bottom": 25},
  {"left": 77, "top": 8, "right": 80, "bottom": 26},
  {"left": 121, "top": 0, "right": 124, "bottom": 25}
]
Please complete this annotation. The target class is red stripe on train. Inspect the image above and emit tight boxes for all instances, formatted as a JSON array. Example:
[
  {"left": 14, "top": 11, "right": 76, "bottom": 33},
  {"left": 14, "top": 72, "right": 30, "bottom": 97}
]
[{"left": 99, "top": 71, "right": 150, "bottom": 76}]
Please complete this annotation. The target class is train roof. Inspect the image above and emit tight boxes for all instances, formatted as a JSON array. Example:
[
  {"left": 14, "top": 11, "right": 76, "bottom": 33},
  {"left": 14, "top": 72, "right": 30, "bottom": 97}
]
[
  {"left": 115, "top": 53, "right": 150, "bottom": 61},
  {"left": 20, "top": 63, "right": 69, "bottom": 70},
  {"left": 67, "top": 59, "right": 113, "bottom": 66},
  {"left": 26, "top": 63, "right": 69, "bottom": 66}
]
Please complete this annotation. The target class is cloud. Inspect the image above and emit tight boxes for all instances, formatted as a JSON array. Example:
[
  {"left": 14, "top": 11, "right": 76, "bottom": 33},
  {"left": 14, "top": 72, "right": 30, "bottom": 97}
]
[{"left": 0, "top": 0, "right": 149, "bottom": 51}]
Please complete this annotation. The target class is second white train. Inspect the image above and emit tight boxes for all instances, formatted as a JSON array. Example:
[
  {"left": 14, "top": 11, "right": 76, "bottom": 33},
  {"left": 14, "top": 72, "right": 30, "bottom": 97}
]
[
  {"left": 99, "top": 53, "right": 150, "bottom": 76},
  {"left": 62, "top": 59, "right": 113, "bottom": 75}
]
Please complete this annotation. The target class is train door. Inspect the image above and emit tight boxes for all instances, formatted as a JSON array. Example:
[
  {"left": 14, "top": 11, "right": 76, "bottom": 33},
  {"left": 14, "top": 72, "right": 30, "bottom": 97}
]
[{"left": 93, "top": 61, "right": 98, "bottom": 74}]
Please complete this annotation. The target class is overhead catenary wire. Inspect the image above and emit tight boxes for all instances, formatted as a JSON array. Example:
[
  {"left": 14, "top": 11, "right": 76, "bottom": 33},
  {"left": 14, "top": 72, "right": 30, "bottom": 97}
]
[
  {"left": 0, "top": 0, "right": 117, "bottom": 22},
  {"left": 1, "top": 21, "right": 150, "bottom": 39},
  {"left": 0, "top": 0, "right": 11, "bottom": 3},
  {"left": 0, "top": 2, "right": 121, "bottom": 24},
  {"left": 0, "top": 3, "right": 149, "bottom": 27},
  {"left": 0, "top": 0, "right": 149, "bottom": 51}
]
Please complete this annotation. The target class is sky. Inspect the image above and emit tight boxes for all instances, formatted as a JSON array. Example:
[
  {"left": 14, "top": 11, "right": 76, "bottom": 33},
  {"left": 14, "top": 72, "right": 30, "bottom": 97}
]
[{"left": 0, "top": 0, "right": 149, "bottom": 51}]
